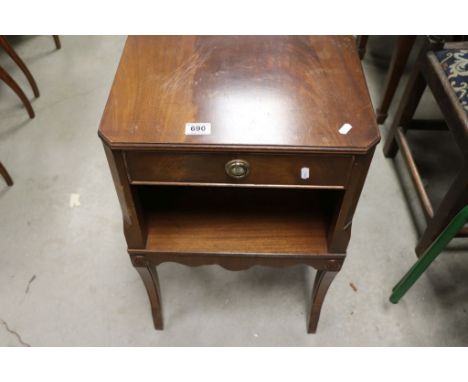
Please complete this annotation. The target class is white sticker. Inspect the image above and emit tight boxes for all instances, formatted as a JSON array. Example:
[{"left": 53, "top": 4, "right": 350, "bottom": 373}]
[
  {"left": 339, "top": 123, "right": 353, "bottom": 135},
  {"left": 301, "top": 167, "right": 310, "bottom": 180},
  {"left": 185, "top": 122, "right": 211, "bottom": 135},
  {"left": 69, "top": 193, "right": 81, "bottom": 208}
]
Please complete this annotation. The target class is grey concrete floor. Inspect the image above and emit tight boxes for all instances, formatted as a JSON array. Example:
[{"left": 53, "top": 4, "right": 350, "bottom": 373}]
[{"left": 0, "top": 36, "right": 467, "bottom": 346}]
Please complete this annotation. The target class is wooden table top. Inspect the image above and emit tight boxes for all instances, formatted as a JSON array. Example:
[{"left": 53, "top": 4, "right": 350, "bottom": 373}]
[{"left": 99, "top": 36, "right": 379, "bottom": 153}]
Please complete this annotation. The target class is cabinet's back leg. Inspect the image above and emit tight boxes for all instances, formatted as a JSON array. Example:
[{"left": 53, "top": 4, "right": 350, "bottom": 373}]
[
  {"left": 357, "top": 35, "right": 369, "bottom": 60},
  {"left": 53, "top": 36, "right": 61, "bottom": 50}
]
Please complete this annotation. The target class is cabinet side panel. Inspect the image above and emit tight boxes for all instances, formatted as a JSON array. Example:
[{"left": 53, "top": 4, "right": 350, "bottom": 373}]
[
  {"left": 103, "top": 143, "right": 147, "bottom": 248},
  {"left": 327, "top": 147, "right": 376, "bottom": 253}
]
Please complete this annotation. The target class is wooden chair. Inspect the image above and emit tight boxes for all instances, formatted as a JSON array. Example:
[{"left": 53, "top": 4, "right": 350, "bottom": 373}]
[
  {"left": 360, "top": 36, "right": 467, "bottom": 125},
  {"left": 390, "top": 205, "right": 468, "bottom": 303},
  {"left": 0, "top": 63, "right": 35, "bottom": 118},
  {"left": 358, "top": 36, "right": 417, "bottom": 124},
  {"left": 0, "top": 35, "right": 61, "bottom": 118},
  {"left": 0, "top": 36, "right": 40, "bottom": 98},
  {"left": 383, "top": 36, "right": 468, "bottom": 257},
  {"left": 0, "top": 161, "right": 13, "bottom": 186},
  {"left": 375, "top": 36, "right": 417, "bottom": 124}
]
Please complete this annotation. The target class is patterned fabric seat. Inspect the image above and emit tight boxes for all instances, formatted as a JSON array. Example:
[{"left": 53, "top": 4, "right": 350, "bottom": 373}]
[{"left": 435, "top": 49, "right": 468, "bottom": 114}]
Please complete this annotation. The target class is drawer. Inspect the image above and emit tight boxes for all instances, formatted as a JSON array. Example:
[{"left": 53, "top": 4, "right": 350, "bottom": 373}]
[{"left": 125, "top": 151, "right": 352, "bottom": 188}]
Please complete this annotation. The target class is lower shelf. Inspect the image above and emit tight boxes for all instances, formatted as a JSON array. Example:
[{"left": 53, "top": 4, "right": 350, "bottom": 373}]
[{"left": 136, "top": 186, "right": 341, "bottom": 256}]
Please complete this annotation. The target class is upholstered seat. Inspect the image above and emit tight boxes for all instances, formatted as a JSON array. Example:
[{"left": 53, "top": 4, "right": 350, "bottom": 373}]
[{"left": 436, "top": 49, "right": 468, "bottom": 114}]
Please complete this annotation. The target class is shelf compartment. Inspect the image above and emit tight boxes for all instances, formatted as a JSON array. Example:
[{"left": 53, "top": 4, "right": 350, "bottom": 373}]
[{"left": 135, "top": 186, "right": 341, "bottom": 256}]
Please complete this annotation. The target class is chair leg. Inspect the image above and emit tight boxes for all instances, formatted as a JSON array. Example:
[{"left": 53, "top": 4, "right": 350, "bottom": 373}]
[
  {"left": 376, "top": 36, "right": 416, "bottom": 124},
  {"left": 357, "top": 35, "right": 369, "bottom": 60},
  {"left": 0, "top": 161, "right": 13, "bottom": 186},
  {"left": 383, "top": 65, "right": 426, "bottom": 158},
  {"left": 415, "top": 166, "right": 468, "bottom": 257},
  {"left": 52, "top": 35, "right": 61, "bottom": 50},
  {"left": 307, "top": 270, "right": 338, "bottom": 333},
  {"left": 0, "top": 65, "right": 35, "bottom": 118},
  {"left": 390, "top": 206, "right": 468, "bottom": 303},
  {"left": 135, "top": 263, "right": 163, "bottom": 330},
  {"left": 0, "top": 36, "right": 39, "bottom": 98}
]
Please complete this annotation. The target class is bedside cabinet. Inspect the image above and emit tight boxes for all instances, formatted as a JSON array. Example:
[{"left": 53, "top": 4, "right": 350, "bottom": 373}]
[{"left": 99, "top": 36, "right": 379, "bottom": 333}]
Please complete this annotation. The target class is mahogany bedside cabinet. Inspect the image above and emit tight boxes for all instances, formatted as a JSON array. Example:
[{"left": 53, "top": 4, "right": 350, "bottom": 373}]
[{"left": 99, "top": 36, "right": 380, "bottom": 333}]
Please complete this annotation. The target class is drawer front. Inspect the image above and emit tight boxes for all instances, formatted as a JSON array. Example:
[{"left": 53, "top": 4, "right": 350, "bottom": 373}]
[{"left": 125, "top": 151, "right": 352, "bottom": 188}]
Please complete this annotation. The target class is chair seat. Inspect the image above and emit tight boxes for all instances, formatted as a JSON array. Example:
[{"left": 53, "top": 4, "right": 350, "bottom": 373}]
[{"left": 436, "top": 49, "right": 468, "bottom": 114}]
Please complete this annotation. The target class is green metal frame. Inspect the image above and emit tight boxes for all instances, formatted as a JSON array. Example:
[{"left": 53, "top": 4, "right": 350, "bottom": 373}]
[{"left": 390, "top": 205, "right": 468, "bottom": 304}]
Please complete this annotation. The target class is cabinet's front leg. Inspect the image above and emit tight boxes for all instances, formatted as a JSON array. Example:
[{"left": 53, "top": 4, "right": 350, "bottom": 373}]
[
  {"left": 307, "top": 270, "right": 338, "bottom": 334},
  {"left": 133, "top": 257, "right": 163, "bottom": 330}
]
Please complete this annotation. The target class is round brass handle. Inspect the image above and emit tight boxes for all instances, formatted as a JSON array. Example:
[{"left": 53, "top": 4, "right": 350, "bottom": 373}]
[{"left": 225, "top": 159, "right": 250, "bottom": 179}]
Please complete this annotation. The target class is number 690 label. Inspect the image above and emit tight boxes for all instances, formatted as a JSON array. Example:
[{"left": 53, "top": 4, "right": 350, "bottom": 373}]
[{"left": 185, "top": 122, "right": 211, "bottom": 135}]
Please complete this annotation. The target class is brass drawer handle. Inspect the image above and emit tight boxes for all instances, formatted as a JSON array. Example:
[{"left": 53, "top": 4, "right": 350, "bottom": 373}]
[{"left": 225, "top": 159, "right": 250, "bottom": 179}]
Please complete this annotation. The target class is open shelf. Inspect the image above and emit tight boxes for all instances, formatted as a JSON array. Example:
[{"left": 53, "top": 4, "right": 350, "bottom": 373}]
[{"left": 135, "top": 186, "right": 342, "bottom": 256}]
